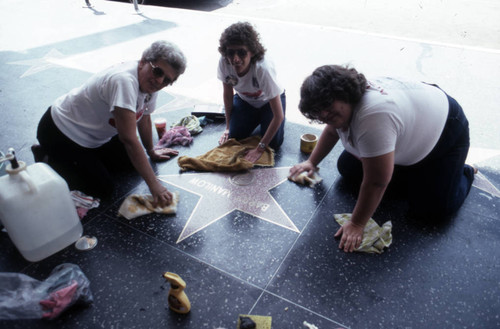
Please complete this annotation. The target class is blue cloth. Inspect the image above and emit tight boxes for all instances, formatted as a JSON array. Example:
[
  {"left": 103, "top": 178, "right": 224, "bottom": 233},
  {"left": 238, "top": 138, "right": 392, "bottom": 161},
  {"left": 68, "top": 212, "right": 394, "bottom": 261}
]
[
  {"left": 229, "top": 92, "right": 286, "bottom": 150},
  {"left": 337, "top": 91, "right": 474, "bottom": 220}
]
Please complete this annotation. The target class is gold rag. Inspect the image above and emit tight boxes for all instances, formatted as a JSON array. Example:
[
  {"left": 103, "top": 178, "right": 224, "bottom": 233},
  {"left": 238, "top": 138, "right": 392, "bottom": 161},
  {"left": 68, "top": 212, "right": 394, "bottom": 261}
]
[{"left": 177, "top": 136, "right": 274, "bottom": 172}]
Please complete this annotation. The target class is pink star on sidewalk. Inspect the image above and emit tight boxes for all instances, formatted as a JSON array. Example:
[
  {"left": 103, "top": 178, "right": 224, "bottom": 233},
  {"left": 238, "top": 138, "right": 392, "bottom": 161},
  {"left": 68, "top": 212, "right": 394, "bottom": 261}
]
[{"left": 159, "top": 167, "right": 299, "bottom": 243}]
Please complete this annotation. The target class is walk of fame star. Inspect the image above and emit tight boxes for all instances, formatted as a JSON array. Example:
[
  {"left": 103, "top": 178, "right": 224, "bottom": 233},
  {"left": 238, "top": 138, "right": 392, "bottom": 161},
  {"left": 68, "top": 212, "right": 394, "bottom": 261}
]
[
  {"left": 467, "top": 147, "right": 500, "bottom": 197},
  {"left": 8, "top": 48, "right": 66, "bottom": 78},
  {"left": 158, "top": 167, "right": 299, "bottom": 243}
]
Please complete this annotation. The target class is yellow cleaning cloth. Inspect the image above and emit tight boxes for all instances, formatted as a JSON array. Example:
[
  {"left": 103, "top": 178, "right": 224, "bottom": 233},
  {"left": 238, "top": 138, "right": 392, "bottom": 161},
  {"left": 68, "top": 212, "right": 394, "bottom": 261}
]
[
  {"left": 118, "top": 192, "right": 179, "bottom": 220},
  {"left": 334, "top": 213, "right": 392, "bottom": 254},
  {"left": 288, "top": 171, "right": 323, "bottom": 187},
  {"left": 177, "top": 136, "right": 274, "bottom": 172}
]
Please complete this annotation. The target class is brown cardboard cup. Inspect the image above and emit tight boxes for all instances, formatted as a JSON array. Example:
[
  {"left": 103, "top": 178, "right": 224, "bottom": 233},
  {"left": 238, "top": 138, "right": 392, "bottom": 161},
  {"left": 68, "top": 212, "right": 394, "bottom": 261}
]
[{"left": 300, "top": 133, "right": 318, "bottom": 153}]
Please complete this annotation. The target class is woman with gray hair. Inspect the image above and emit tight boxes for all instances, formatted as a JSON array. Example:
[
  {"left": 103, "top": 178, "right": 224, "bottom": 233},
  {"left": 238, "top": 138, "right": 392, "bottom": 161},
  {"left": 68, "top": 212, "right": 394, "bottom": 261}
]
[
  {"left": 33, "top": 41, "right": 186, "bottom": 206},
  {"left": 290, "top": 65, "right": 475, "bottom": 252}
]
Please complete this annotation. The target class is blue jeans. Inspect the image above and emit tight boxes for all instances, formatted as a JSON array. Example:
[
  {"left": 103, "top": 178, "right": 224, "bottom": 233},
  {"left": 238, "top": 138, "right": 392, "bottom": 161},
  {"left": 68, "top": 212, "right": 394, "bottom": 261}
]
[
  {"left": 229, "top": 92, "right": 286, "bottom": 150},
  {"left": 337, "top": 92, "right": 474, "bottom": 220}
]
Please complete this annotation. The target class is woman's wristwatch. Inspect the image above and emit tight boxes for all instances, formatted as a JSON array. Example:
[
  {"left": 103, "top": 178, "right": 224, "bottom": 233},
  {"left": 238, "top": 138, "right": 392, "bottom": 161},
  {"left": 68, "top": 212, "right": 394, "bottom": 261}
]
[{"left": 258, "top": 142, "right": 266, "bottom": 150}]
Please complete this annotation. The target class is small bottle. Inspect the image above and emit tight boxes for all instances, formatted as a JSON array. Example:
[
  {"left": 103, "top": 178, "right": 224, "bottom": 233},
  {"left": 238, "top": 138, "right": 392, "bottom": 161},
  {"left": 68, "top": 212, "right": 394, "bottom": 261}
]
[{"left": 163, "top": 272, "right": 191, "bottom": 314}]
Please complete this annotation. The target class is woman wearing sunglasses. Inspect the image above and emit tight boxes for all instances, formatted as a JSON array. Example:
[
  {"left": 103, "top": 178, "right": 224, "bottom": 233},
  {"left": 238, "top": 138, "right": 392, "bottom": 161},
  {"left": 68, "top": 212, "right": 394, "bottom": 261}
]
[
  {"left": 217, "top": 22, "right": 286, "bottom": 163},
  {"left": 33, "top": 41, "right": 186, "bottom": 207}
]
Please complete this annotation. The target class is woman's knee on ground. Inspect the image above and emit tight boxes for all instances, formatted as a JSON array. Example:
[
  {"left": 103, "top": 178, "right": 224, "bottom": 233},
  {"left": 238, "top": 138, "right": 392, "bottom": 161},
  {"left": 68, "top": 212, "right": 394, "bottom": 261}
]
[{"left": 337, "top": 151, "right": 363, "bottom": 183}]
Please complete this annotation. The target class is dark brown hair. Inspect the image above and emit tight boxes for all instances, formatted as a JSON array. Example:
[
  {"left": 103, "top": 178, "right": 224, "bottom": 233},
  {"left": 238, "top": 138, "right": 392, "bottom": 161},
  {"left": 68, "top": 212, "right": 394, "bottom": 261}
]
[
  {"left": 218, "top": 22, "right": 266, "bottom": 64},
  {"left": 299, "top": 65, "right": 367, "bottom": 122}
]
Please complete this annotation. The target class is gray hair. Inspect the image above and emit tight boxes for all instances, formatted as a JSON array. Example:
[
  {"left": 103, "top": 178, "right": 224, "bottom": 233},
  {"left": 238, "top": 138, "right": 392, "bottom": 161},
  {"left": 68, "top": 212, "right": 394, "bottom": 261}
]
[{"left": 142, "top": 40, "right": 187, "bottom": 75}]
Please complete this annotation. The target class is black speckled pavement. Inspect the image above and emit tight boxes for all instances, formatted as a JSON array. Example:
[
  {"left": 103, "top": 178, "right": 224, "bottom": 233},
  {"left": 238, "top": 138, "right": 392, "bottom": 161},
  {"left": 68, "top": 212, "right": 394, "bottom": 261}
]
[{"left": 1, "top": 1, "right": 499, "bottom": 328}]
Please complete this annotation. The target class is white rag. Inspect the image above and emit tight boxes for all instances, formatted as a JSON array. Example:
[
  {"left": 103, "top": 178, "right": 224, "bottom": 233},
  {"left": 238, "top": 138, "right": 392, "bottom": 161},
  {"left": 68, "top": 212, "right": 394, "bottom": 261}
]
[
  {"left": 118, "top": 192, "right": 179, "bottom": 220},
  {"left": 288, "top": 171, "right": 323, "bottom": 187}
]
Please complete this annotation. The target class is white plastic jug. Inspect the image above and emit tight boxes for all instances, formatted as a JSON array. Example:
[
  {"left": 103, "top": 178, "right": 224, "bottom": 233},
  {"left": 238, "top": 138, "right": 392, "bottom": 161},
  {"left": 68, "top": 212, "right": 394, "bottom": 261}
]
[{"left": 0, "top": 158, "right": 82, "bottom": 262}]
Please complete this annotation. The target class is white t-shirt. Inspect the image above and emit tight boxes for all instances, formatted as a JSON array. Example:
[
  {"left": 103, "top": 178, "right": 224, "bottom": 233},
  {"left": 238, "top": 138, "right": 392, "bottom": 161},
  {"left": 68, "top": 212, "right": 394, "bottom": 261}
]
[
  {"left": 51, "top": 61, "right": 157, "bottom": 148},
  {"left": 217, "top": 56, "right": 283, "bottom": 108},
  {"left": 337, "top": 78, "right": 449, "bottom": 165}
]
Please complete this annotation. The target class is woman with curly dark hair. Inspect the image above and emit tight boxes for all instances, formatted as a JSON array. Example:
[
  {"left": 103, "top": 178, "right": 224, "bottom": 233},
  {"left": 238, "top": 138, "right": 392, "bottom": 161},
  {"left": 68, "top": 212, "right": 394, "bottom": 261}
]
[
  {"left": 217, "top": 22, "right": 286, "bottom": 163},
  {"left": 290, "top": 65, "right": 475, "bottom": 252}
]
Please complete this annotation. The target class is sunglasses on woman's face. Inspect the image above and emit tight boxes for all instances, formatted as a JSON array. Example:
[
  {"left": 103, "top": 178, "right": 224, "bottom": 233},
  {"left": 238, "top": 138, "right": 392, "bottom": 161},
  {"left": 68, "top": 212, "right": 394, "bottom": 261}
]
[
  {"left": 226, "top": 48, "right": 248, "bottom": 58},
  {"left": 149, "top": 62, "right": 173, "bottom": 85}
]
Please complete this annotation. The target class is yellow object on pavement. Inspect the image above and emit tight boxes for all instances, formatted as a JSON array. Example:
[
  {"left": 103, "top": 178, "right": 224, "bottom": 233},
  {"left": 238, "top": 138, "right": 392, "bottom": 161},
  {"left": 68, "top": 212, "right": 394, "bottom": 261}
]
[
  {"left": 237, "top": 314, "right": 272, "bottom": 329},
  {"left": 334, "top": 213, "right": 392, "bottom": 254}
]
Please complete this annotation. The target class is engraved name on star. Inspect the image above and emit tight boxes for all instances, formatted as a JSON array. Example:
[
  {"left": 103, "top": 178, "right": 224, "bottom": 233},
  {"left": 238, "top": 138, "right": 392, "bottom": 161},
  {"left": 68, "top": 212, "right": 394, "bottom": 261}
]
[{"left": 158, "top": 167, "right": 299, "bottom": 243}]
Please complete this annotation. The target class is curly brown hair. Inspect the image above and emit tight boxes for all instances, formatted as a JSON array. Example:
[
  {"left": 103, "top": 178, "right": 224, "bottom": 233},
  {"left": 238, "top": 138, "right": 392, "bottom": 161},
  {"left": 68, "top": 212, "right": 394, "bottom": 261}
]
[
  {"left": 299, "top": 65, "right": 367, "bottom": 123},
  {"left": 218, "top": 22, "right": 266, "bottom": 64}
]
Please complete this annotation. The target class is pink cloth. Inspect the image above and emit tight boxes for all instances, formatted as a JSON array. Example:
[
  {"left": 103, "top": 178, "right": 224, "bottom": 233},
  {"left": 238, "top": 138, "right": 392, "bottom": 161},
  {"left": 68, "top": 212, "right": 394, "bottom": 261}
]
[
  {"left": 39, "top": 280, "right": 79, "bottom": 319},
  {"left": 71, "top": 190, "right": 100, "bottom": 219},
  {"left": 155, "top": 126, "right": 193, "bottom": 149}
]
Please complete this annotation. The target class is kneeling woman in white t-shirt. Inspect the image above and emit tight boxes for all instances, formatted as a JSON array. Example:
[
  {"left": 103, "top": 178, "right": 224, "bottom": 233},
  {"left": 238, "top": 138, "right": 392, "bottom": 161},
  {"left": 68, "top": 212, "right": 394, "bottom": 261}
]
[
  {"left": 290, "top": 65, "right": 475, "bottom": 252},
  {"left": 217, "top": 22, "right": 286, "bottom": 163},
  {"left": 34, "top": 41, "right": 186, "bottom": 207}
]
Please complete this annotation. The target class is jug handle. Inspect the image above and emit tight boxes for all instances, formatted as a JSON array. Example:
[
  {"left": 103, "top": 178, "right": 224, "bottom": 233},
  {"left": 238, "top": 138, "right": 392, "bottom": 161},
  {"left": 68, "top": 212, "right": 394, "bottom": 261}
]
[
  {"left": 19, "top": 170, "right": 37, "bottom": 192},
  {"left": 3, "top": 154, "right": 37, "bottom": 192},
  {"left": 7, "top": 161, "right": 38, "bottom": 193}
]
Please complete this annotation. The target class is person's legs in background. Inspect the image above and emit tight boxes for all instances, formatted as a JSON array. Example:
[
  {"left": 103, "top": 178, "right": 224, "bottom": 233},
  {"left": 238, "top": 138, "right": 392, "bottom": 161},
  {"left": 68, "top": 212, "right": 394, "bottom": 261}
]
[{"left": 228, "top": 94, "right": 260, "bottom": 140}]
